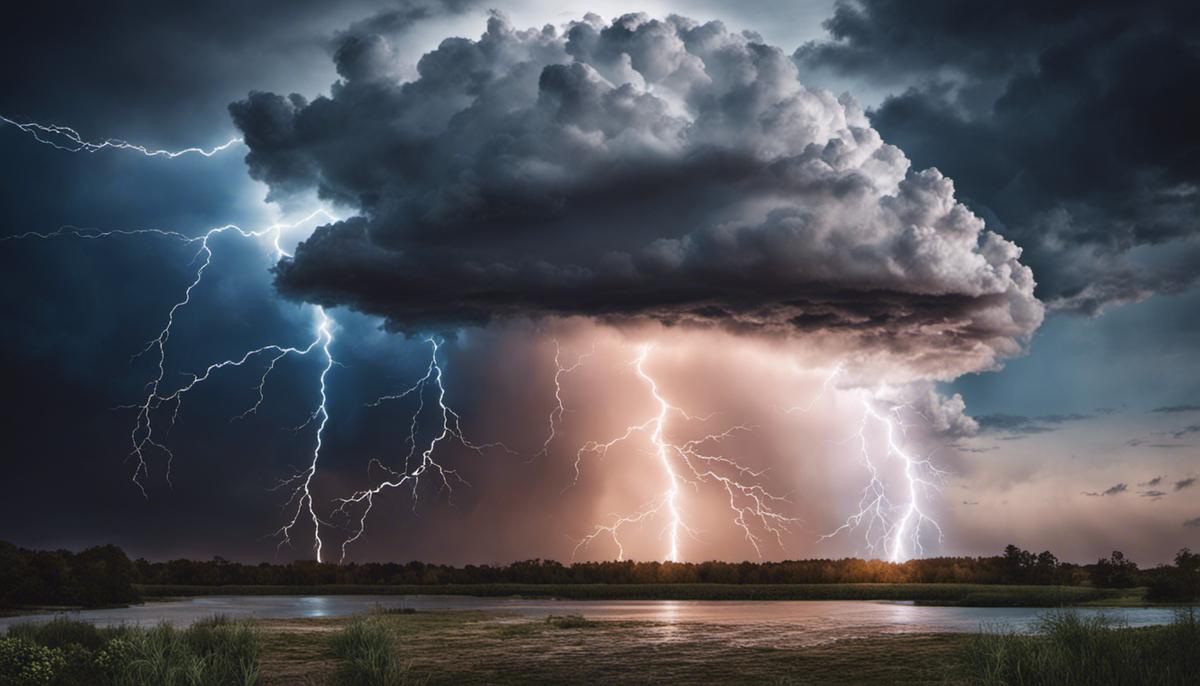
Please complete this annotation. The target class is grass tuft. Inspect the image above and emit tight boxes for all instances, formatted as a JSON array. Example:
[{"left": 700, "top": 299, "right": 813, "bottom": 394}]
[{"left": 331, "top": 617, "right": 422, "bottom": 686}]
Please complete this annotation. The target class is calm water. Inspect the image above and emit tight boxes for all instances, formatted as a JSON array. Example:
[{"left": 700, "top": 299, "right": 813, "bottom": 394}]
[{"left": 1, "top": 596, "right": 1183, "bottom": 646}]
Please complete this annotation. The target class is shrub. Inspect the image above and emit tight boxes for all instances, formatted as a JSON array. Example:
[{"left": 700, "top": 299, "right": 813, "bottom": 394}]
[
  {"left": 0, "top": 637, "right": 65, "bottom": 686},
  {"left": 6, "top": 617, "right": 116, "bottom": 651}
]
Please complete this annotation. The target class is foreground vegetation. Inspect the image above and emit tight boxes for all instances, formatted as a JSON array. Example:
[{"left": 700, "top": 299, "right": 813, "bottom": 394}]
[
  {"left": 962, "top": 609, "right": 1200, "bottom": 685},
  {"left": 139, "top": 582, "right": 1141, "bottom": 606},
  {"left": 5, "top": 608, "right": 1199, "bottom": 685},
  {"left": 0, "top": 616, "right": 259, "bottom": 686}
]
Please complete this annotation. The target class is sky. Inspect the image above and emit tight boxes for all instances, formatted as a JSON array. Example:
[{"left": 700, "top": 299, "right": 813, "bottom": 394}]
[{"left": 0, "top": 0, "right": 1197, "bottom": 566}]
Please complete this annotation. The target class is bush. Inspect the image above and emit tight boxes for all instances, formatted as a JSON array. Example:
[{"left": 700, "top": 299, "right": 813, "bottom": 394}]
[
  {"left": 5, "top": 618, "right": 118, "bottom": 651},
  {"left": 0, "top": 637, "right": 65, "bottom": 686}
]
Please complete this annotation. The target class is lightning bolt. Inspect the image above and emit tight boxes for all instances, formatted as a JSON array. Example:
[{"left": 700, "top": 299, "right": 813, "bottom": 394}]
[
  {"left": 270, "top": 307, "right": 335, "bottom": 562},
  {"left": 4, "top": 115, "right": 343, "bottom": 560},
  {"left": 1, "top": 115, "right": 241, "bottom": 157},
  {"left": 536, "top": 340, "right": 594, "bottom": 458},
  {"left": 573, "top": 344, "right": 793, "bottom": 562},
  {"left": 4, "top": 204, "right": 339, "bottom": 559},
  {"left": 333, "top": 338, "right": 512, "bottom": 563},
  {"left": 795, "top": 367, "right": 946, "bottom": 563}
]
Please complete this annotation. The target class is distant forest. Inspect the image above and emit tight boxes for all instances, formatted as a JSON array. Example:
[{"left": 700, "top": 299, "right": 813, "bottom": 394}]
[{"left": 1, "top": 541, "right": 1197, "bottom": 609}]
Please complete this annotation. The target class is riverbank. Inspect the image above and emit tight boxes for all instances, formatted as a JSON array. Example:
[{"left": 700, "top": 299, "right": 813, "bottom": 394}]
[{"left": 137, "top": 582, "right": 1148, "bottom": 607}]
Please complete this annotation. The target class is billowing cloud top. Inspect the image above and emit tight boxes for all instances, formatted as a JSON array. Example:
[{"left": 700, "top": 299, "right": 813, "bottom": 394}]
[{"left": 231, "top": 12, "right": 1043, "bottom": 380}]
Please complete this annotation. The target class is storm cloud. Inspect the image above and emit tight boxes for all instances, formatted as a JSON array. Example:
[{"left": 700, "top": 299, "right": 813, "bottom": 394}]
[
  {"left": 797, "top": 0, "right": 1200, "bottom": 315},
  {"left": 230, "top": 12, "right": 1042, "bottom": 381}
]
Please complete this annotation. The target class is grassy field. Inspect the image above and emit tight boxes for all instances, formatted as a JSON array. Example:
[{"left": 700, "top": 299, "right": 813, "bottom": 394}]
[
  {"left": 254, "top": 610, "right": 969, "bottom": 685},
  {"left": 137, "top": 582, "right": 1143, "bottom": 606}
]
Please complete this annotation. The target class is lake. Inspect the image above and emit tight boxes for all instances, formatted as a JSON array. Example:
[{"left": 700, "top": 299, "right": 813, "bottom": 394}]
[{"left": 1, "top": 596, "right": 1184, "bottom": 646}]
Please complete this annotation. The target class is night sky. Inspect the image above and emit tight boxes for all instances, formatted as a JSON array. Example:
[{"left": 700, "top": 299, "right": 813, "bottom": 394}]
[{"left": 1, "top": 0, "right": 1197, "bottom": 566}]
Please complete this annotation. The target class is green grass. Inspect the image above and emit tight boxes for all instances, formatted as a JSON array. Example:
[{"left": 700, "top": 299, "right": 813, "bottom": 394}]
[
  {"left": 961, "top": 608, "right": 1200, "bottom": 685},
  {"left": 1, "top": 615, "right": 261, "bottom": 686},
  {"left": 137, "top": 582, "right": 1140, "bottom": 606},
  {"left": 330, "top": 618, "right": 422, "bottom": 686}
]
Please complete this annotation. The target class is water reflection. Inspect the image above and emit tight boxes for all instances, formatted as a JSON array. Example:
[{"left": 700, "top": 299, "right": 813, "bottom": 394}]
[{"left": 0, "top": 596, "right": 1183, "bottom": 646}]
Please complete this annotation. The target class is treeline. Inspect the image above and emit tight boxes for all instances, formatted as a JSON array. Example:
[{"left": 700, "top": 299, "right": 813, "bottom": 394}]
[
  {"left": 2, "top": 541, "right": 1197, "bottom": 608},
  {"left": 0, "top": 541, "right": 137, "bottom": 608}
]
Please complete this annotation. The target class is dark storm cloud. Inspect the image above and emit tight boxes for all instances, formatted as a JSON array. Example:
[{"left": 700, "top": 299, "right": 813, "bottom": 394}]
[
  {"left": 1152, "top": 404, "right": 1200, "bottom": 414},
  {"left": 976, "top": 412, "right": 1090, "bottom": 436},
  {"left": 1176, "top": 478, "right": 1197, "bottom": 492},
  {"left": 796, "top": 0, "right": 1200, "bottom": 315},
  {"left": 1185, "top": 517, "right": 1200, "bottom": 528},
  {"left": 1083, "top": 483, "right": 1128, "bottom": 497},
  {"left": 1139, "top": 490, "right": 1166, "bottom": 501},
  {"left": 232, "top": 12, "right": 1042, "bottom": 379},
  {"left": 1140, "top": 476, "right": 1164, "bottom": 488},
  {"left": 1, "top": 0, "right": 476, "bottom": 143}
]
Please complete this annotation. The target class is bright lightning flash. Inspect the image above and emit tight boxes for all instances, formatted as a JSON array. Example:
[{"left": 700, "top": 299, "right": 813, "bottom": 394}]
[
  {"left": 1, "top": 115, "right": 241, "bottom": 157},
  {"left": 4, "top": 207, "right": 339, "bottom": 561},
  {"left": 573, "top": 345, "right": 793, "bottom": 562},
  {"left": 271, "top": 307, "right": 335, "bottom": 562},
  {"left": 795, "top": 367, "right": 947, "bottom": 563},
  {"left": 333, "top": 338, "right": 512, "bottom": 563},
  {"left": 536, "top": 340, "right": 594, "bottom": 458}
]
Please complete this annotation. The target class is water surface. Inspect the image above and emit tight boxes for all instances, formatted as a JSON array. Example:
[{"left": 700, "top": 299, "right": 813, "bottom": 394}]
[{"left": 1, "top": 596, "right": 1182, "bottom": 646}]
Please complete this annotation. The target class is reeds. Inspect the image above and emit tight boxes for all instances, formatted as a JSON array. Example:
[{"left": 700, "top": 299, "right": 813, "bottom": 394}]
[
  {"left": 961, "top": 608, "right": 1200, "bottom": 685},
  {"left": 330, "top": 618, "right": 421, "bottom": 686}
]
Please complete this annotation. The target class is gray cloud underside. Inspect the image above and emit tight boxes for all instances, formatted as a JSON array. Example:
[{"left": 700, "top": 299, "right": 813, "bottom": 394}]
[
  {"left": 797, "top": 0, "right": 1200, "bottom": 315},
  {"left": 1083, "top": 483, "right": 1128, "bottom": 497},
  {"left": 976, "top": 412, "right": 1090, "bottom": 436},
  {"left": 1152, "top": 404, "right": 1200, "bottom": 414},
  {"left": 231, "top": 12, "right": 1042, "bottom": 379}
]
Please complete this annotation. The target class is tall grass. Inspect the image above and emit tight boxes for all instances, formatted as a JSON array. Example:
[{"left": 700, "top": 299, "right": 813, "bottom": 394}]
[
  {"left": 330, "top": 618, "right": 421, "bottom": 686},
  {"left": 1, "top": 615, "right": 260, "bottom": 686},
  {"left": 961, "top": 608, "right": 1200, "bottom": 685}
]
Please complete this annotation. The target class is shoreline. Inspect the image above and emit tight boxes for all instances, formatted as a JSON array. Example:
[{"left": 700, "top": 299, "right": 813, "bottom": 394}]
[{"left": 132, "top": 582, "right": 1165, "bottom": 607}]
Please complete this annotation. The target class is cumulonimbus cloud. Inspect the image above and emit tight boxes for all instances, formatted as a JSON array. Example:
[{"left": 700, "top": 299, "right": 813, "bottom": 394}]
[{"left": 231, "top": 12, "right": 1043, "bottom": 381}]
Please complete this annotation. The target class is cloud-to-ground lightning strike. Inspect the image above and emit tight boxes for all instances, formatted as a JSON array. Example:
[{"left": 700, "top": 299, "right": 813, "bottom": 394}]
[
  {"left": 1, "top": 115, "right": 242, "bottom": 157},
  {"left": 536, "top": 340, "right": 594, "bottom": 458},
  {"left": 3, "top": 202, "right": 340, "bottom": 559},
  {"left": 271, "top": 307, "right": 335, "bottom": 562},
  {"left": 333, "top": 339, "right": 513, "bottom": 563},
  {"left": 794, "top": 367, "right": 947, "bottom": 562},
  {"left": 573, "top": 345, "right": 793, "bottom": 562}
]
